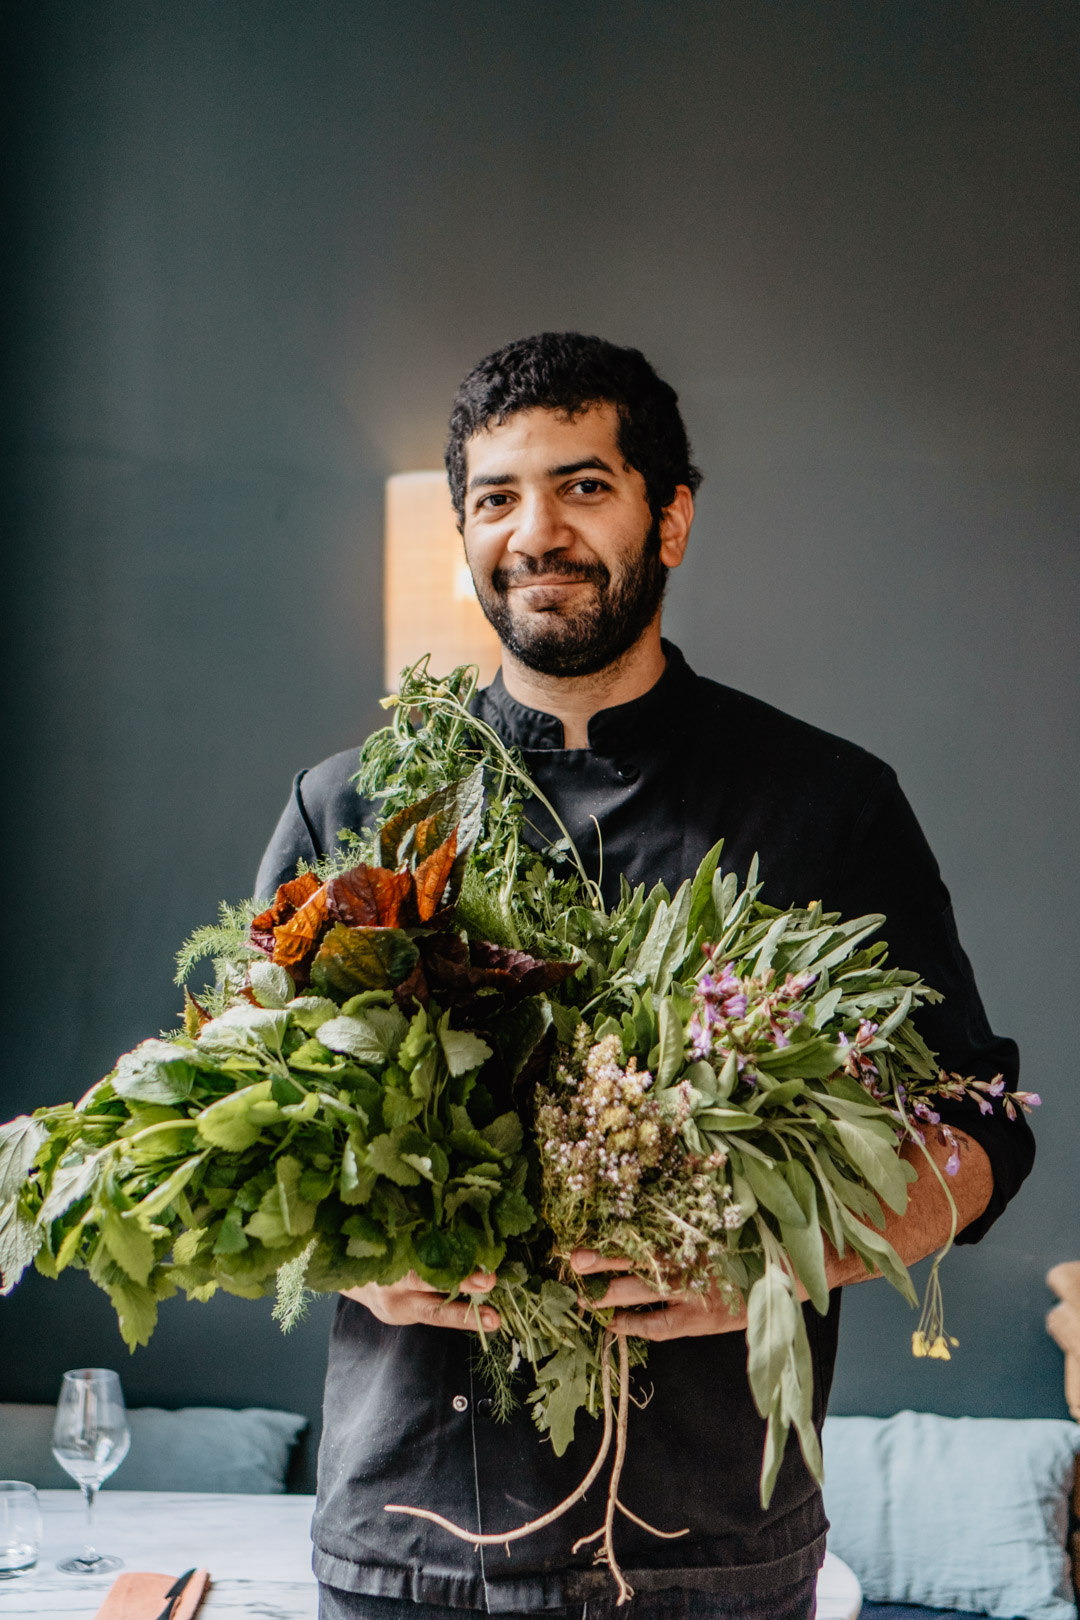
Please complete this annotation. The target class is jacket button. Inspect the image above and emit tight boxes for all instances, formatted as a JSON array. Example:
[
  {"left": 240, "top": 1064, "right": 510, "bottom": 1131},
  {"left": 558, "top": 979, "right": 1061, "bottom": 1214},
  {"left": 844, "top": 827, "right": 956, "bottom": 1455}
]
[
  {"left": 477, "top": 1397, "right": 493, "bottom": 1416},
  {"left": 616, "top": 761, "right": 639, "bottom": 783},
  {"left": 452, "top": 1395, "right": 469, "bottom": 1413}
]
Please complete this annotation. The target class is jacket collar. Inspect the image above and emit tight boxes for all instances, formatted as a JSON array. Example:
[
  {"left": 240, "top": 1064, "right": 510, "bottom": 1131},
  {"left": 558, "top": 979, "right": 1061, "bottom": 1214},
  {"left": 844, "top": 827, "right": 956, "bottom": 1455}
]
[{"left": 475, "top": 640, "right": 696, "bottom": 754}]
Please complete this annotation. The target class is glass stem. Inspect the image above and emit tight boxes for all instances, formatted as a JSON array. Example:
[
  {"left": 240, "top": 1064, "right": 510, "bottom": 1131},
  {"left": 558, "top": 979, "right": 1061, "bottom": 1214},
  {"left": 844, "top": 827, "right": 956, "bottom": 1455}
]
[{"left": 81, "top": 1483, "right": 99, "bottom": 1562}]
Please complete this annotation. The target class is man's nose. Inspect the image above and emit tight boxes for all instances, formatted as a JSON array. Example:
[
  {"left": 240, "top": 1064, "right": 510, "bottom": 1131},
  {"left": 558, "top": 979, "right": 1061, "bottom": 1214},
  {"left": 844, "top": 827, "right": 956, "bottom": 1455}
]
[{"left": 505, "top": 492, "right": 570, "bottom": 558}]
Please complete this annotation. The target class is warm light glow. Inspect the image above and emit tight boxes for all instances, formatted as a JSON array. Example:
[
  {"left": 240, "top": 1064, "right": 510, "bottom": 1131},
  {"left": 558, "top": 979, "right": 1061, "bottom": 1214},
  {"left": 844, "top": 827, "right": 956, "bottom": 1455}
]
[{"left": 383, "top": 471, "right": 502, "bottom": 692}]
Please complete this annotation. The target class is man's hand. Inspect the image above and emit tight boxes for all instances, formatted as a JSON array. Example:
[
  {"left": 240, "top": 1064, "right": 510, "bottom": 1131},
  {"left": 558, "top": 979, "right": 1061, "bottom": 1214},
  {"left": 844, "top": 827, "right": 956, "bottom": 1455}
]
[
  {"left": 572, "top": 1128, "right": 994, "bottom": 1341},
  {"left": 341, "top": 1270, "right": 500, "bottom": 1332}
]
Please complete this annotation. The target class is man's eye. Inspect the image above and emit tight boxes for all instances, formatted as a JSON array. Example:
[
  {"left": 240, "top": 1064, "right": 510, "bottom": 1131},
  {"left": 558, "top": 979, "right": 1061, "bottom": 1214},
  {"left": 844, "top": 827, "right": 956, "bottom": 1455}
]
[
  {"left": 572, "top": 479, "right": 608, "bottom": 495},
  {"left": 478, "top": 492, "right": 512, "bottom": 509}
]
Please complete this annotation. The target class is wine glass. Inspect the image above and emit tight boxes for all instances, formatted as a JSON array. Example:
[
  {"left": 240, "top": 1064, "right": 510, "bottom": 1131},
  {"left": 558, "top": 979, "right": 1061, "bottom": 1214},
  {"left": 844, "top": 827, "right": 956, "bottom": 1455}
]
[{"left": 51, "top": 1369, "right": 131, "bottom": 1573}]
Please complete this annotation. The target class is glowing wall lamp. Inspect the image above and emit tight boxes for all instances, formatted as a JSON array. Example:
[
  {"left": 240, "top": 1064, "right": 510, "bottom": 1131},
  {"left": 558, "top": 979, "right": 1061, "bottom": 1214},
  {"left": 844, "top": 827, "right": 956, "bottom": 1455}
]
[{"left": 383, "top": 471, "right": 502, "bottom": 692}]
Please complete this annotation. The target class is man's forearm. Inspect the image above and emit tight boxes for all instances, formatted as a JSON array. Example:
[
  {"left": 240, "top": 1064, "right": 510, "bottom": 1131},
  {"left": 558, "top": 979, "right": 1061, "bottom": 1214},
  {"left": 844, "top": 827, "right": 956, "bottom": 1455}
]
[{"left": 825, "top": 1128, "right": 993, "bottom": 1289}]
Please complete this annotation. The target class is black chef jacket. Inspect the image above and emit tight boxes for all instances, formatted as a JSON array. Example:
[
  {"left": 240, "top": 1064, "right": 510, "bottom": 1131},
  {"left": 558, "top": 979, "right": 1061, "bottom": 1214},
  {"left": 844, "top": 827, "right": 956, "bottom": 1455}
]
[{"left": 255, "top": 642, "right": 1034, "bottom": 1612}]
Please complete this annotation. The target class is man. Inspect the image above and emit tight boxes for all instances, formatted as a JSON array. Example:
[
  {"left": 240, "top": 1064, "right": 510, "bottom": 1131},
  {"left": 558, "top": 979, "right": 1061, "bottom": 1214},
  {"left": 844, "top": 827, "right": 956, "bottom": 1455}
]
[{"left": 256, "top": 334, "right": 1035, "bottom": 1620}]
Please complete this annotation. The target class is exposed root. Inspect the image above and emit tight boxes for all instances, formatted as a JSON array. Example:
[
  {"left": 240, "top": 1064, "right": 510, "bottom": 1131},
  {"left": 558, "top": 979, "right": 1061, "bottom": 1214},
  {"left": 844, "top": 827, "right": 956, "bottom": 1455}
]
[
  {"left": 384, "top": 1331, "right": 616, "bottom": 1546},
  {"left": 615, "top": 1499, "right": 689, "bottom": 1540},
  {"left": 385, "top": 1330, "right": 687, "bottom": 1604}
]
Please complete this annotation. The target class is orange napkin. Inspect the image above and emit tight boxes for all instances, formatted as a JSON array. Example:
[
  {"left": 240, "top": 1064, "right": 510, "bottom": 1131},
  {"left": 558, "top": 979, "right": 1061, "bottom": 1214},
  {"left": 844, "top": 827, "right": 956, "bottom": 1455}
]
[{"left": 93, "top": 1569, "right": 210, "bottom": 1620}]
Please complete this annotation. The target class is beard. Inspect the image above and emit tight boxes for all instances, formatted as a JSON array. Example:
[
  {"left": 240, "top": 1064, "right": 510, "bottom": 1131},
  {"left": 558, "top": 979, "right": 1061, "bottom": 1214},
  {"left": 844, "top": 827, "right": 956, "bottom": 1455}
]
[{"left": 472, "top": 518, "right": 667, "bottom": 678}]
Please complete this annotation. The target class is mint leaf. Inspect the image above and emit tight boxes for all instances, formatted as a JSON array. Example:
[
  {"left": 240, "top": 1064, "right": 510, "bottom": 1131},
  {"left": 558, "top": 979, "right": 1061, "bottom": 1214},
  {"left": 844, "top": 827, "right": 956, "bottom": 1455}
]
[
  {"left": 0, "top": 1196, "right": 42, "bottom": 1294},
  {"left": 366, "top": 1131, "right": 422, "bottom": 1187},
  {"left": 493, "top": 1187, "right": 534, "bottom": 1238},
  {"left": 438, "top": 1018, "right": 492, "bottom": 1079},
  {"left": 0, "top": 1117, "right": 46, "bottom": 1203},
  {"left": 113, "top": 1040, "right": 198, "bottom": 1105},
  {"left": 248, "top": 960, "right": 295, "bottom": 1008},
  {"left": 102, "top": 1211, "right": 157, "bottom": 1286},
  {"left": 480, "top": 1112, "right": 523, "bottom": 1158}
]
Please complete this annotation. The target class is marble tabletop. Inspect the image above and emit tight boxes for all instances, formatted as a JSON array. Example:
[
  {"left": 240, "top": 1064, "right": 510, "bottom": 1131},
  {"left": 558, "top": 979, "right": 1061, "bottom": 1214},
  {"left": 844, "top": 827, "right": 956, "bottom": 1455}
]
[
  {"left": 0, "top": 1491, "right": 318, "bottom": 1620},
  {"left": 1, "top": 1492, "right": 861, "bottom": 1620}
]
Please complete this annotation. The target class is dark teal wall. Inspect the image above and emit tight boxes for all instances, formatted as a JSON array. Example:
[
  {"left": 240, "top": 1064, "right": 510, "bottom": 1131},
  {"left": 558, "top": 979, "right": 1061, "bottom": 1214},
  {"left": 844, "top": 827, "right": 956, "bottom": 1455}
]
[{"left": 2, "top": 1, "right": 1078, "bottom": 1490}]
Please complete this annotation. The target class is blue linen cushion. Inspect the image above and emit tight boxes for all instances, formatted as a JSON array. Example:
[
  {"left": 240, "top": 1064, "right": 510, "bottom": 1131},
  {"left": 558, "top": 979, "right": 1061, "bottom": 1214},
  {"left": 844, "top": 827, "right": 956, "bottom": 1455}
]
[
  {"left": 822, "top": 1412, "right": 1080, "bottom": 1620},
  {"left": 0, "top": 1402, "right": 306, "bottom": 1493}
]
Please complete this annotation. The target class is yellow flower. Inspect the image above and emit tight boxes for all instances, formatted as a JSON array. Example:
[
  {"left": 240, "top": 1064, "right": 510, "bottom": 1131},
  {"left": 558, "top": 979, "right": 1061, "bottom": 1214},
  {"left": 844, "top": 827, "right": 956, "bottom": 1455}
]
[
  {"left": 911, "top": 1331, "right": 928, "bottom": 1357},
  {"left": 928, "top": 1336, "right": 952, "bottom": 1360}
]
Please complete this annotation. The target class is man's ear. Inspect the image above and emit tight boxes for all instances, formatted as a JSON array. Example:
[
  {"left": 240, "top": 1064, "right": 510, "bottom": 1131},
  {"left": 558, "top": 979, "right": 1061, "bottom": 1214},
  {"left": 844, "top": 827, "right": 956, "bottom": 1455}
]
[{"left": 658, "top": 485, "right": 694, "bottom": 569}]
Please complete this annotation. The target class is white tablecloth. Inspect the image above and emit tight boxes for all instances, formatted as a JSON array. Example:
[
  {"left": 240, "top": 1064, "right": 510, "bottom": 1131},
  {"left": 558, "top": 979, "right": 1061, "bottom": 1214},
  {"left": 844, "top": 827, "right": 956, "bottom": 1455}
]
[{"left": 1, "top": 1492, "right": 861, "bottom": 1620}]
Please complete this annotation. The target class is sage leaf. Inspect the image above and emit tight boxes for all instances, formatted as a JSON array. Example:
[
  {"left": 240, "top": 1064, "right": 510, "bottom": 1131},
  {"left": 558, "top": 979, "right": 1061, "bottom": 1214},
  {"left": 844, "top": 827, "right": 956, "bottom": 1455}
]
[
  {"left": 741, "top": 1158, "right": 808, "bottom": 1227},
  {"left": 832, "top": 1118, "right": 910, "bottom": 1215},
  {"left": 747, "top": 1263, "right": 797, "bottom": 1416}
]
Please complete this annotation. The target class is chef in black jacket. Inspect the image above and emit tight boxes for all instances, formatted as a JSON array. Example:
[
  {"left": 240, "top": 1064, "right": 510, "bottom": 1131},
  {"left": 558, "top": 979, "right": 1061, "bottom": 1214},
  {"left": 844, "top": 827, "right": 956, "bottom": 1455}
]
[{"left": 256, "top": 334, "right": 1035, "bottom": 1620}]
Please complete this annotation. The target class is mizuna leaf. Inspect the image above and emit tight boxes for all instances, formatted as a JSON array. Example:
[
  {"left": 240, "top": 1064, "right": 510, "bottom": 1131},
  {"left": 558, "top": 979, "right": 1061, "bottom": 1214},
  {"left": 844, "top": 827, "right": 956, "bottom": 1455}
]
[
  {"left": 326, "top": 865, "right": 414, "bottom": 929},
  {"left": 310, "top": 925, "right": 419, "bottom": 998},
  {"left": 272, "top": 884, "right": 331, "bottom": 977}
]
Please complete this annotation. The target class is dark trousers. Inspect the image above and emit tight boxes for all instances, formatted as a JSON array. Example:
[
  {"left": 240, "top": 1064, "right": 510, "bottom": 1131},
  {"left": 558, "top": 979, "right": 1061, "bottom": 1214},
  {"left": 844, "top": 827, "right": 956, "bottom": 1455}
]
[{"left": 318, "top": 1575, "right": 818, "bottom": 1620}]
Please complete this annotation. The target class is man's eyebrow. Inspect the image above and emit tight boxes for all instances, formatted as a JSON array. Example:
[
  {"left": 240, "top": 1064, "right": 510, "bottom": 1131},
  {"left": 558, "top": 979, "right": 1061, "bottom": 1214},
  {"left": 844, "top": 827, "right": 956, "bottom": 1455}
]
[
  {"left": 466, "top": 457, "right": 616, "bottom": 494},
  {"left": 548, "top": 457, "right": 616, "bottom": 478}
]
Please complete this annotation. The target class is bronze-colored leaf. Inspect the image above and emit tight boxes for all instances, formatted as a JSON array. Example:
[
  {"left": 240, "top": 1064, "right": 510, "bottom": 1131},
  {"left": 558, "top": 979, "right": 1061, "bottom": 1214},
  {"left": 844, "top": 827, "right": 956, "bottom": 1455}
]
[
  {"left": 273, "top": 884, "right": 331, "bottom": 979},
  {"left": 414, "top": 830, "right": 458, "bottom": 923},
  {"left": 250, "top": 872, "right": 322, "bottom": 956},
  {"left": 377, "top": 768, "right": 484, "bottom": 898},
  {"left": 326, "top": 865, "right": 414, "bottom": 929},
  {"left": 310, "top": 924, "right": 419, "bottom": 998}
]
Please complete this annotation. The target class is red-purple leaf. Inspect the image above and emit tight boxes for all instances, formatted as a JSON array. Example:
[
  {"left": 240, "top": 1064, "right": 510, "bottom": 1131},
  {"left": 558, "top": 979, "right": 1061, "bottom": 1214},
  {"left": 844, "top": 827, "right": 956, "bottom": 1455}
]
[{"left": 326, "top": 865, "right": 414, "bottom": 929}]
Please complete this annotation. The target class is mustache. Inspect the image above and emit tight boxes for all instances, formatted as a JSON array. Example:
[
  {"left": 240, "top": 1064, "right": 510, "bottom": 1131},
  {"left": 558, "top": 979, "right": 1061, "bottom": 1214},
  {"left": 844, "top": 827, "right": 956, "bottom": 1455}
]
[{"left": 489, "top": 554, "right": 611, "bottom": 594}]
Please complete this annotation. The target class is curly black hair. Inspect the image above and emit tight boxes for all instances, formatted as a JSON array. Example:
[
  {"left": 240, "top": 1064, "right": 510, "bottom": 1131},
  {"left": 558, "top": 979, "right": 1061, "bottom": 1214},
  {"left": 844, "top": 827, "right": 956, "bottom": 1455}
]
[{"left": 445, "top": 332, "right": 702, "bottom": 525}]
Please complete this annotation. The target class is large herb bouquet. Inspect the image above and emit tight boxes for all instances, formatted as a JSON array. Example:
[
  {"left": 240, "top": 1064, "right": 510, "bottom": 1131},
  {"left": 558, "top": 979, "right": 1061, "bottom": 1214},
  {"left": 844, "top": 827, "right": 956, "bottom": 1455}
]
[{"left": 0, "top": 662, "right": 1032, "bottom": 1602}]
